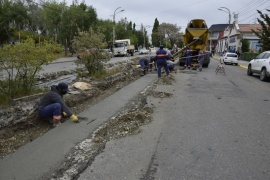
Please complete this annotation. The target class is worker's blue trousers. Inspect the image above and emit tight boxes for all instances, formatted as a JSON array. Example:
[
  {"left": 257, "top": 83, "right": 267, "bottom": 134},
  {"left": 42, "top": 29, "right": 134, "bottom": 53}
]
[
  {"left": 157, "top": 59, "right": 169, "bottom": 77},
  {"left": 139, "top": 59, "right": 149, "bottom": 70},
  {"left": 39, "top": 103, "right": 62, "bottom": 119},
  {"left": 185, "top": 57, "right": 191, "bottom": 67}
]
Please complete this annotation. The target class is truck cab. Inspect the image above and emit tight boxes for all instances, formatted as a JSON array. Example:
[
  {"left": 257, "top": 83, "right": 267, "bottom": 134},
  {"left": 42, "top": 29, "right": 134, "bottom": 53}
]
[{"left": 113, "top": 39, "right": 134, "bottom": 57}]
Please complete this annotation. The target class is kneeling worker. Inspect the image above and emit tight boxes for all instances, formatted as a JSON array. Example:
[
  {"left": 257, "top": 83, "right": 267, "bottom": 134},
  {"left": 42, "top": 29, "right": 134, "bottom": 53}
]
[
  {"left": 139, "top": 58, "right": 150, "bottom": 76},
  {"left": 39, "top": 82, "right": 79, "bottom": 127}
]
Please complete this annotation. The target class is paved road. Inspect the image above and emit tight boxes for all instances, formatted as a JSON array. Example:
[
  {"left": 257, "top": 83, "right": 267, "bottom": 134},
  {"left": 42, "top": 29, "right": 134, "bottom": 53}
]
[
  {"left": 40, "top": 52, "right": 151, "bottom": 74},
  {"left": 1, "top": 56, "right": 261, "bottom": 180},
  {"left": 78, "top": 58, "right": 270, "bottom": 180}
]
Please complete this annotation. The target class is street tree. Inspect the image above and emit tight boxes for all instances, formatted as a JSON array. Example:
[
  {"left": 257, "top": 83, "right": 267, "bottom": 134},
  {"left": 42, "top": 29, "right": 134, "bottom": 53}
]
[
  {"left": 0, "top": 38, "right": 62, "bottom": 104},
  {"left": 72, "top": 28, "right": 108, "bottom": 76},
  {"left": 40, "top": 1, "right": 66, "bottom": 42},
  {"left": 94, "top": 19, "right": 113, "bottom": 48},
  {"left": 158, "top": 23, "right": 182, "bottom": 48},
  {"left": 240, "top": 38, "right": 250, "bottom": 53},
  {"left": 151, "top": 18, "right": 159, "bottom": 47},
  {"left": 252, "top": 9, "right": 270, "bottom": 51}
]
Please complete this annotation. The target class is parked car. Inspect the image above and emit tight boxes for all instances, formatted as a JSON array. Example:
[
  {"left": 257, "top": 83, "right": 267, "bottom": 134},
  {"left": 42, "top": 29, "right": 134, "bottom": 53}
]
[
  {"left": 247, "top": 51, "right": 270, "bottom": 81},
  {"left": 220, "top": 52, "right": 238, "bottom": 65},
  {"left": 139, "top": 48, "right": 149, "bottom": 54}
]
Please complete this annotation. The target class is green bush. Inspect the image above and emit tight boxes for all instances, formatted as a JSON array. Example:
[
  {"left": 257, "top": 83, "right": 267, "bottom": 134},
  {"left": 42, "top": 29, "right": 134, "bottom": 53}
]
[
  {"left": 76, "top": 51, "right": 106, "bottom": 76},
  {"left": 241, "top": 52, "right": 259, "bottom": 61},
  {"left": 0, "top": 38, "right": 62, "bottom": 106}
]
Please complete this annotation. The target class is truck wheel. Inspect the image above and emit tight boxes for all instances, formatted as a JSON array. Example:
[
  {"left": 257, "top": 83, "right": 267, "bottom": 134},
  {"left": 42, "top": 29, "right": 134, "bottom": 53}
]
[
  {"left": 131, "top": 52, "right": 134, "bottom": 56},
  {"left": 203, "top": 63, "right": 209, "bottom": 68}
]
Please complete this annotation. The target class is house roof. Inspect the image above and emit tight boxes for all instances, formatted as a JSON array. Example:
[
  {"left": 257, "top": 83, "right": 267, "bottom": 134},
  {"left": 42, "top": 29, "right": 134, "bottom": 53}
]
[
  {"left": 209, "top": 24, "right": 230, "bottom": 31},
  {"left": 238, "top": 24, "right": 261, "bottom": 32},
  {"left": 209, "top": 23, "right": 262, "bottom": 34}
]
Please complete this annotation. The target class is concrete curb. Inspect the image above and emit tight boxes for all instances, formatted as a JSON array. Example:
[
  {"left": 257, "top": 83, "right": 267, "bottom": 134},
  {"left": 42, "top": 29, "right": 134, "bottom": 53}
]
[{"left": 239, "top": 64, "right": 248, "bottom": 69}]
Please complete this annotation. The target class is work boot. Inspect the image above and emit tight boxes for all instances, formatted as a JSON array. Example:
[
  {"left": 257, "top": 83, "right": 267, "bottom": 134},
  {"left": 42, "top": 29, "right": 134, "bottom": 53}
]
[
  {"left": 52, "top": 120, "right": 61, "bottom": 127},
  {"left": 140, "top": 69, "right": 145, "bottom": 76},
  {"left": 143, "top": 69, "right": 146, "bottom": 75}
]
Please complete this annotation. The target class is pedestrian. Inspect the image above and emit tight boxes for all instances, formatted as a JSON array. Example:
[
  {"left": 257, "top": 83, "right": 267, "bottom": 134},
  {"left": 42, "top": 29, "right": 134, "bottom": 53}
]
[
  {"left": 156, "top": 45, "right": 169, "bottom": 77},
  {"left": 39, "top": 82, "right": 79, "bottom": 127},
  {"left": 139, "top": 58, "right": 150, "bottom": 76},
  {"left": 198, "top": 49, "right": 204, "bottom": 71},
  {"left": 184, "top": 46, "right": 192, "bottom": 69}
]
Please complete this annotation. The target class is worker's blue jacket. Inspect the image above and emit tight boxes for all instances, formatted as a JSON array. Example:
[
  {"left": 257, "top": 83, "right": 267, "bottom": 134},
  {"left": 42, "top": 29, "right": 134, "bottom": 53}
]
[
  {"left": 156, "top": 49, "right": 168, "bottom": 61},
  {"left": 186, "top": 47, "right": 192, "bottom": 56}
]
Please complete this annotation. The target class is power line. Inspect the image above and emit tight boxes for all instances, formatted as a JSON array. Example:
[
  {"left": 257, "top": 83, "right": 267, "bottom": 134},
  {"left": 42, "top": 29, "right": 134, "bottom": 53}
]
[
  {"left": 239, "top": 0, "right": 269, "bottom": 15},
  {"left": 234, "top": 0, "right": 258, "bottom": 12},
  {"left": 239, "top": 7, "right": 270, "bottom": 23},
  {"left": 235, "top": 0, "right": 261, "bottom": 14}
]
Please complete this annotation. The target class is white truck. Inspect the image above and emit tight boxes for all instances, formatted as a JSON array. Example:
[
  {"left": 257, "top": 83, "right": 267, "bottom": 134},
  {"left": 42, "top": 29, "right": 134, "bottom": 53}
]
[{"left": 113, "top": 39, "right": 135, "bottom": 57}]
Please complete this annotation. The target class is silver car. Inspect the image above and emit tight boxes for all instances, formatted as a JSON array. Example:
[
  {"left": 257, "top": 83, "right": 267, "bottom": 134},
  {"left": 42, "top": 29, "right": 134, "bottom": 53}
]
[
  {"left": 247, "top": 51, "right": 270, "bottom": 81},
  {"left": 139, "top": 48, "right": 149, "bottom": 54}
]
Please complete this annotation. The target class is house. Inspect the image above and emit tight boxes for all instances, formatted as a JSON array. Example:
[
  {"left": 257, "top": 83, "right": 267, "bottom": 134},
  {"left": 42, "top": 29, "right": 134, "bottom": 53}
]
[
  {"left": 208, "top": 24, "right": 231, "bottom": 55},
  {"left": 209, "top": 14, "right": 261, "bottom": 56}
]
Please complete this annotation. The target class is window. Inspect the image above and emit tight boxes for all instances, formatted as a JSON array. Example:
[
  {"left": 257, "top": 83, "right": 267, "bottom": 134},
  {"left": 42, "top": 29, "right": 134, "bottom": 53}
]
[
  {"left": 227, "top": 53, "right": 237, "bottom": 58},
  {"left": 256, "top": 52, "right": 266, "bottom": 59},
  {"left": 262, "top": 53, "right": 270, "bottom": 59}
]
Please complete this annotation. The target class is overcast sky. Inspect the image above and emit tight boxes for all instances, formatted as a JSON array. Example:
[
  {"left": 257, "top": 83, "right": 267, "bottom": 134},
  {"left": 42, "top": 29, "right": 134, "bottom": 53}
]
[{"left": 66, "top": 0, "right": 270, "bottom": 31}]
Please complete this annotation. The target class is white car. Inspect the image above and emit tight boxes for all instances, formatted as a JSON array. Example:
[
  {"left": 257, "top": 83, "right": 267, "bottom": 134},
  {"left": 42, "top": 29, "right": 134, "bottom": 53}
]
[
  {"left": 139, "top": 48, "right": 149, "bottom": 54},
  {"left": 247, "top": 51, "right": 270, "bottom": 81},
  {"left": 220, "top": 52, "right": 238, "bottom": 65}
]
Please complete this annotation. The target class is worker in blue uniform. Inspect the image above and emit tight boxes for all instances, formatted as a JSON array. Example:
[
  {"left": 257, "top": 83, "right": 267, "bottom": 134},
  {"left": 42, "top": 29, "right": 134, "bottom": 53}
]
[
  {"left": 139, "top": 58, "right": 150, "bottom": 76},
  {"left": 184, "top": 46, "right": 192, "bottom": 69},
  {"left": 198, "top": 49, "right": 204, "bottom": 71},
  {"left": 156, "top": 45, "right": 169, "bottom": 77}
]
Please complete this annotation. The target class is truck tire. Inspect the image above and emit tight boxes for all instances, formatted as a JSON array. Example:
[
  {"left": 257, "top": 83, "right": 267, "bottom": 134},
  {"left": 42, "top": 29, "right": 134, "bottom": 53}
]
[{"left": 203, "top": 63, "right": 209, "bottom": 68}]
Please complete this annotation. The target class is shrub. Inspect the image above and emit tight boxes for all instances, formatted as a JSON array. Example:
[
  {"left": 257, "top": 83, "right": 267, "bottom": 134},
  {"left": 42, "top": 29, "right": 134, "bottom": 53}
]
[
  {"left": 0, "top": 38, "right": 62, "bottom": 106},
  {"left": 241, "top": 52, "right": 259, "bottom": 61}
]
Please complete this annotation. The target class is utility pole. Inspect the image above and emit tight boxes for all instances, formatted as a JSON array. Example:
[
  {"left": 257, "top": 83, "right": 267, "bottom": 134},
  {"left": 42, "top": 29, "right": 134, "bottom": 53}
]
[
  {"left": 112, "top": 7, "right": 124, "bottom": 54},
  {"left": 218, "top": 7, "right": 231, "bottom": 52}
]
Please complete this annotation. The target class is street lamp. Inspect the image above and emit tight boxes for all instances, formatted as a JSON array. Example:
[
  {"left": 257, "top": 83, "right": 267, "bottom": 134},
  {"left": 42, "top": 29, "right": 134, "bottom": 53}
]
[
  {"left": 218, "top": 7, "right": 231, "bottom": 24},
  {"left": 144, "top": 25, "right": 151, "bottom": 48},
  {"left": 218, "top": 7, "right": 231, "bottom": 52},
  {"left": 112, "top": 7, "right": 124, "bottom": 53}
]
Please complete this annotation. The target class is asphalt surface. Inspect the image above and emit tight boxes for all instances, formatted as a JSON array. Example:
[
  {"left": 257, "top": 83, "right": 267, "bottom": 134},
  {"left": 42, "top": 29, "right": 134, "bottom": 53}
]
[
  {"left": 78, "top": 58, "right": 270, "bottom": 180},
  {"left": 0, "top": 55, "right": 250, "bottom": 180}
]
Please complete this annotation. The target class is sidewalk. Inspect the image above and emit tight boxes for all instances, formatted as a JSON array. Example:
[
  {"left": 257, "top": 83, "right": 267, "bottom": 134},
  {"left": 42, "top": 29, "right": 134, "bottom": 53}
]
[
  {"left": 213, "top": 55, "right": 249, "bottom": 69},
  {"left": 0, "top": 74, "right": 157, "bottom": 180}
]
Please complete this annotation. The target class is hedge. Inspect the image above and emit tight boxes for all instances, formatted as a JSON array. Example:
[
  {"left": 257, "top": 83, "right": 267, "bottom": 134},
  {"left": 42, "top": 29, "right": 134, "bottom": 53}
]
[{"left": 240, "top": 52, "right": 259, "bottom": 61}]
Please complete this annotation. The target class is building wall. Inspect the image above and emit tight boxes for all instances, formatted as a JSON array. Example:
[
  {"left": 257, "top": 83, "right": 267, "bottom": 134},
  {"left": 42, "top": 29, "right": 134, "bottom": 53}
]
[{"left": 215, "top": 27, "right": 260, "bottom": 55}]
